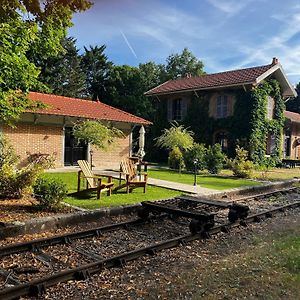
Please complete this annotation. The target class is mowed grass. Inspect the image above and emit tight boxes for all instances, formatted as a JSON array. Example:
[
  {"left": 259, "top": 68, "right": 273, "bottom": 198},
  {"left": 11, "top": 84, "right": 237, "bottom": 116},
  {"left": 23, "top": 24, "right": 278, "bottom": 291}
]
[
  {"left": 148, "top": 168, "right": 261, "bottom": 190},
  {"left": 43, "top": 172, "right": 181, "bottom": 209}
]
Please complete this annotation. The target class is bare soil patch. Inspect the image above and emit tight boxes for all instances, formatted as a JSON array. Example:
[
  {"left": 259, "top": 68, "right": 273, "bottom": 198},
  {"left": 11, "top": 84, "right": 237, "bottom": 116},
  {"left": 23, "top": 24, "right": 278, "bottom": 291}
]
[{"left": 0, "top": 197, "right": 73, "bottom": 223}]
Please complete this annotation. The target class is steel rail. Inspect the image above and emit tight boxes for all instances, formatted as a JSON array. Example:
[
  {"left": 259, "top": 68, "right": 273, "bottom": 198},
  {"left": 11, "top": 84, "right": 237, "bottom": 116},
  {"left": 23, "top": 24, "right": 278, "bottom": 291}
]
[
  {"left": 1, "top": 186, "right": 297, "bottom": 258},
  {"left": 0, "top": 218, "right": 149, "bottom": 258},
  {"left": 1, "top": 200, "right": 299, "bottom": 300}
]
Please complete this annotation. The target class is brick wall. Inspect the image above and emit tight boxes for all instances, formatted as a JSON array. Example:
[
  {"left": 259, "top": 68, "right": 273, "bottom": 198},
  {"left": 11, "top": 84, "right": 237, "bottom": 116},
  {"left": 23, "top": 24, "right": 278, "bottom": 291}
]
[
  {"left": 3, "top": 123, "right": 63, "bottom": 167},
  {"left": 91, "top": 130, "right": 131, "bottom": 170},
  {"left": 291, "top": 122, "right": 300, "bottom": 159}
]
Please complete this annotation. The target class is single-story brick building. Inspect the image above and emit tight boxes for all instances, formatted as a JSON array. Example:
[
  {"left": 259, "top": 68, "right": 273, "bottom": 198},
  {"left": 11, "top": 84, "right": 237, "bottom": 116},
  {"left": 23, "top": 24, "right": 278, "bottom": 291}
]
[{"left": 1, "top": 92, "right": 151, "bottom": 169}]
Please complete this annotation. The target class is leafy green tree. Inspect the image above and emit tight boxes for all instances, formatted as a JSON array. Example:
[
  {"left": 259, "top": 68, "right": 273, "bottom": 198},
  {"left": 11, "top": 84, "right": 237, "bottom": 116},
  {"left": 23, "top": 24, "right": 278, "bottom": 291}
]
[
  {"left": 0, "top": 0, "right": 92, "bottom": 125},
  {"left": 165, "top": 48, "right": 205, "bottom": 80},
  {"left": 81, "top": 45, "right": 113, "bottom": 100},
  {"left": 206, "top": 144, "right": 225, "bottom": 174},
  {"left": 286, "top": 83, "right": 300, "bottom": 113},
  {"left": 73, "top": 120, "right": 124, "bottom": 150},
  {"left": 184, "top": 143, "right": 207, "bottom": 171},
  {"left": 103, "top": 63, "right": 160, "bottom": 120},
  {"left": 32, "top": 37, "right": 86, "bottom": 98}
]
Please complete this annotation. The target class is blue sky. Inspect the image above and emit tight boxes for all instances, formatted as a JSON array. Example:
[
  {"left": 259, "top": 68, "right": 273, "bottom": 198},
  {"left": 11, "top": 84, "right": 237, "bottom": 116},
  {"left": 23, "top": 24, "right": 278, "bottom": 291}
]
[{"left": 69, "top": 0, "right": 300, "bottom": 85}]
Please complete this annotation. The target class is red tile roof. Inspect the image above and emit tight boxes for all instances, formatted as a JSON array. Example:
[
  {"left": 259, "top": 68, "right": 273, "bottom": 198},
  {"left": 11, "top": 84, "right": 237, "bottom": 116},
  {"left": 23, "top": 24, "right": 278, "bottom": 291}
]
[
  {"left": 284, "top": 110, "right": 300, "bottom": 123},
  {"left": 145, "top": 63, "right": 275, "bottom": 96},
  {"left": 27, "top": 92, "right": 151, "bottom": 125}
]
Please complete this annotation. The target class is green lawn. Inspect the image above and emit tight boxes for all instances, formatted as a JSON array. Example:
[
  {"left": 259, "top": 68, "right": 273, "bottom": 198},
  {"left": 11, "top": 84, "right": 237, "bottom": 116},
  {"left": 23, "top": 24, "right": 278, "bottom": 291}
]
[
  {"left": 148, "top": 168, "right": 261, "bottom": 190},
  {"left": 43, "top": 172, "right": 181, "bottom": 210}
]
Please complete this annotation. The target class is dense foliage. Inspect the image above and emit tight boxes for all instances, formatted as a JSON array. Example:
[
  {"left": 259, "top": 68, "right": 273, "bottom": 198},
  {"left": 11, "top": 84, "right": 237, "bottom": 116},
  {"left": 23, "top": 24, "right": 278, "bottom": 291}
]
[
  {"left": 34, "top": 177, "right": 67, "bottom": 211},
  {"left": 156, "top": 122, "right": 194, "bottom": 151},
  {"left": 0, "top": 0, "right": 92, "bottom": 125},
  {"left": 156, "top": 122, "right": 194, "bottom": 172},
  {"left": 32, "top": 37, "right": 86, "bottom": 98},
  {"left": 0, "top": 134, "right": 53, "bottom": 198},
  {"left": 168, "top": 146, "right": 185, "bottom": 171},
  {"left": 184, "top": 143, "right": 207, "bottom": 171},
  {"left": 73, "top": 120, "right": 124, "bottom": 150},
  {"left": 34, "top": 46, "right": 205, "bottom": 122},
  {"left": 228, "top": 146, "right": 254, "bottom": 178},
  {"left": 206, "top": 144, "right": 226, "bottom": 174},
  {"left": 286, "top": 82, "right": 300, "bottom": 113},
  {"left": 249, "top": 80, "right": 285, "bottom": 165}
]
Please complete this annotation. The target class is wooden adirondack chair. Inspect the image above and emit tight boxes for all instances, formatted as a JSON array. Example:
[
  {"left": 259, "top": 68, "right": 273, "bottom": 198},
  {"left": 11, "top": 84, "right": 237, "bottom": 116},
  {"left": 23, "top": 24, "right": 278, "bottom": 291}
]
[
  {"left": 116, "top": 158, "right": 148, "bottom": 193},
  {"left": 76, "top": 160, "right": 114, "bottom": 199}
]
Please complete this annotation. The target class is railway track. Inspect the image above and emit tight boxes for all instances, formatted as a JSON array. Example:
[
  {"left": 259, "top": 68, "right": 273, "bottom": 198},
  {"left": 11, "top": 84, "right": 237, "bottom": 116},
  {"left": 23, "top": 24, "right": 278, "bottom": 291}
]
[{"left": 0, "top": 187, "right": 299, "bottom": 300}]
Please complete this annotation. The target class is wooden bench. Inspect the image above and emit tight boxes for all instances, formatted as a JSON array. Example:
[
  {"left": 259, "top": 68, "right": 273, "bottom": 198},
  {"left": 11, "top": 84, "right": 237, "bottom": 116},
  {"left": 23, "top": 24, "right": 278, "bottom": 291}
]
[
  {"left": 76, "top": 160, "right": 114, "bottom": 200},
  {"left": 116, "top": 158, "right": 148, "bottom": 193}
]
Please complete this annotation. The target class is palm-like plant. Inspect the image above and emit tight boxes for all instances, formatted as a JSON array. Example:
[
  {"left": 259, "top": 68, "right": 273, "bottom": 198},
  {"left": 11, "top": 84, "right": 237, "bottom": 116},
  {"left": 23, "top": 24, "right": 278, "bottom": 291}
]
[{"left": 156, "top": 122, "right": 194, "bottom": 172}]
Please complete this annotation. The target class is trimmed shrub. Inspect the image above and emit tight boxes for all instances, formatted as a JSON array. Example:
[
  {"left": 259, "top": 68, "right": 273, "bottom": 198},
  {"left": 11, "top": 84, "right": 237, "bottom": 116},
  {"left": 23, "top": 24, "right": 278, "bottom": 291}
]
[
  {"left": 229, "top": 146, "right": 254, "bottom": 178},
  {"left": 206, "top": 144, "right": 225, "bottom": 174},
  {"left": 168, "top": 146, "right": 185, "bottom": 171},
  {"left": 184, "top": 143, "right": 207, "bottom": 171},
  {"left": 34, "top": 177, "right": 67, "bottom": 211}
]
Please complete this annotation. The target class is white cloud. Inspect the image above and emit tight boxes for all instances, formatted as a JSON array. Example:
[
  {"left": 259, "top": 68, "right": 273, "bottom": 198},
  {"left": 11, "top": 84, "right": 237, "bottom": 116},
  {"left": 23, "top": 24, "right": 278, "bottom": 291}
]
[
  {"left": 230, "top": 10, "right": 300, "bottom": 82},
  {"left": 206, "top": 0, "right": 254, "bottom": 15}
]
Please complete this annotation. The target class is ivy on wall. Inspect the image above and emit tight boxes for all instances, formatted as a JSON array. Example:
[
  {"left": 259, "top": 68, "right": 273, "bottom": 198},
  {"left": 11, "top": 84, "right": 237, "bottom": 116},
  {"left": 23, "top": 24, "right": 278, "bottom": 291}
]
[
  {"left": 183, "top": 79, "right": 285, "bottom": 164},
  {"left": 249, "top": 79, "right": 285, "bottom": 165},
  {"left": 150, "top": 79, "right": 285, "bottom": 165},
  {"left": 184, "top": 89, "right": 253, "bottom": 157}
]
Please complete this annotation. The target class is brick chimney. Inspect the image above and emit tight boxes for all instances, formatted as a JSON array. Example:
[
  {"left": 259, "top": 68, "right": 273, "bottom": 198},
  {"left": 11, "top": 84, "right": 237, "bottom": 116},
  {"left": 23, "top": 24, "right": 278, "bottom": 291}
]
[{"left": 272, "top": 57, "right": 279, "bottom": 65}]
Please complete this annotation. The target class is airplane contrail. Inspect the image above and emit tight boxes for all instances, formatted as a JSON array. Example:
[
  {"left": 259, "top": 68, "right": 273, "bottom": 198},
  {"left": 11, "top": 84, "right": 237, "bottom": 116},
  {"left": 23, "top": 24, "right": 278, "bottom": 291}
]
[{"left": 120, "top": 30, "right": 138, "bottom": 59}]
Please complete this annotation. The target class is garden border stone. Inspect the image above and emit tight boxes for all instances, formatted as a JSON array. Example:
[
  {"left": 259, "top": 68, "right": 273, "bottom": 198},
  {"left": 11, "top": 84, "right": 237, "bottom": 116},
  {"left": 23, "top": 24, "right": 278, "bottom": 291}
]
[
  {"left": 202, "top": 178, "right": 300, "bottom": 200},
  {"left": 0, "top": 204, "right": 141, "bottom": 240}
]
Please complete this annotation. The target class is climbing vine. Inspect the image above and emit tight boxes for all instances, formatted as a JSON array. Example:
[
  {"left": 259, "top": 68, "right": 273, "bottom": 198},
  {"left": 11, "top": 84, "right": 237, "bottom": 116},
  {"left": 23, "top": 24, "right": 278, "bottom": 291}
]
[
  {"left": 151, "top": 79, "right": 285, "bottom": 166},
  {"left": 249, "top": 79, "right": 285, "bottom": 165},
  {"left": 182, "top": 79, "right": 285, "bottom": 165}
]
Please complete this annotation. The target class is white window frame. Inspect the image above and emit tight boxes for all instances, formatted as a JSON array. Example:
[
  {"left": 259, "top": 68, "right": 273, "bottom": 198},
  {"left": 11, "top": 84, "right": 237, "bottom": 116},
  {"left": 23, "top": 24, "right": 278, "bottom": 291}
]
[
  {"left": 216, "top": 95, "right": 228, "bottom": 118},
  {"left": 267, "top": 96, "right": 274, "bottom": 120},
  {"left": 172, "top": 98, "right": 182, "bottom": 121}
]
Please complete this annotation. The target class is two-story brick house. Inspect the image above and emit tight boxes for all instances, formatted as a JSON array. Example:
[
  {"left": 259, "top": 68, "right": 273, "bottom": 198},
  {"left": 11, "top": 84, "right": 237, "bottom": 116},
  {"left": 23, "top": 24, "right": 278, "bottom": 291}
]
[
  {"left": 1, "top": 92, "right": 151, "bottom": 169},
  {"left": 145, "top": 58, "right": 300, "bottom": 161}
]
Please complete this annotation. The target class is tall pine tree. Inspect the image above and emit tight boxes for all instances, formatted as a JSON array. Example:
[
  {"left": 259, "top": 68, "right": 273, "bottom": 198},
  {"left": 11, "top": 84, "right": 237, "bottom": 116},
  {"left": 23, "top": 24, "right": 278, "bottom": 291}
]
[
  {"left": 81, "top": 45, "right": 113, "bottom": 100},
  {"left": 33, "top": 37, "right": 86, "bottom": 98}
]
